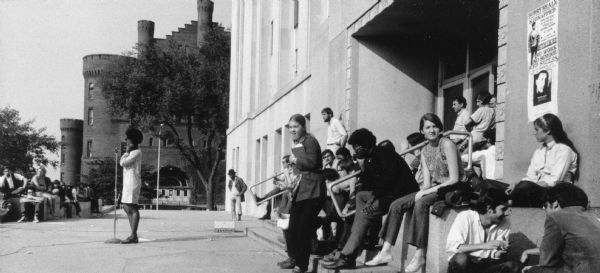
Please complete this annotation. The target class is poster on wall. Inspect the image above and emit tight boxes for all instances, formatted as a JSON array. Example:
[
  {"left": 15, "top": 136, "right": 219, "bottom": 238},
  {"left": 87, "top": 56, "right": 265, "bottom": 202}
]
[{"left": 527, "top": 0, "right": 559, "bottom": 121}]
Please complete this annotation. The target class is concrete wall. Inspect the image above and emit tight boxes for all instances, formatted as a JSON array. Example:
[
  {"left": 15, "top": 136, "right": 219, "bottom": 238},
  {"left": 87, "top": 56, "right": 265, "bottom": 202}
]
[
  {"left": 60, "top": 119, "right": 83, "bottom": 185},
  {"left": 503, "top": 0, "right": 600, "bottom": 206}
]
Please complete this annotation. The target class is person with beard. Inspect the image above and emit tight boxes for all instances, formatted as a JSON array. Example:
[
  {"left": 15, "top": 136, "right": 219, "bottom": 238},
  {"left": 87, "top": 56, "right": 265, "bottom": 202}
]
[
  {"left": 446, "top": 188, "right": 519, "bottom": 273},
  {"left": 322, "top": 107, "right": 348, "bottom": 154},
  {"left": 323, "top": 128, "right": 419, "bottom": 270}
]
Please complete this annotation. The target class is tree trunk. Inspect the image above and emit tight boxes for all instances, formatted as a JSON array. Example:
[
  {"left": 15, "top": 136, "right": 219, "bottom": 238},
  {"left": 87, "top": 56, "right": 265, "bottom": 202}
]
[{"left": 205, "top": 177, "right": 213, "bottom": 210}]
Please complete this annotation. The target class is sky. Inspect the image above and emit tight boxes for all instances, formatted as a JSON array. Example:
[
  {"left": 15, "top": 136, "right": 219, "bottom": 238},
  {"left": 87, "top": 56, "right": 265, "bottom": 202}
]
[{"left": 0, "top": 0, "right": 232, "bottom": 179}]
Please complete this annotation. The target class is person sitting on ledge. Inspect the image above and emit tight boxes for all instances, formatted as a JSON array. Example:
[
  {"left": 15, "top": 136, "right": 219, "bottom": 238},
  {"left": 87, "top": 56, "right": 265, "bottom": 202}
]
[
  {"left": 323, "top": 128, "right": 419, "bottom": 270},
  {"left": 510, "top": 113, "right": 578, "bottom": 207},
  {"left": 364, "top": 113, "right": 464, "bottom": 272},
  {"left": 19, "top": 187, "right": 44, "bottom": 223},
  {"left": 253, "top": 155, "right": 296, "bottom": 220},
  {"left": 522, "top": 183, "right": 600, "bottom": 273},
  {"left": 446, "top": 188, "right": 520, "bottom": 273}
]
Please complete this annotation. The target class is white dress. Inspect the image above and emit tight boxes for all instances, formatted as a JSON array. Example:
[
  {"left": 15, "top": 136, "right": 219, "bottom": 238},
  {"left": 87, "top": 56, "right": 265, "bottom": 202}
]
[{"left": 120, "top": 149, "right": 142, "bottom": 204}]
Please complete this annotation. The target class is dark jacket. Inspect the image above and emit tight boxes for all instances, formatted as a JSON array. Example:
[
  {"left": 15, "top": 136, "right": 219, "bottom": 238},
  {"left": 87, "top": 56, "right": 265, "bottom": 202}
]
[
  {"left": 532, "top": 206, "right": 600, "bottom": 273},
  {"left": 228, "top": 177, "right": 247, "bottom": 202},
  {"left": 291, "top": 134, "right": 325, "bottom": 202},
  {"left": 357, "top": 143, "right": 419, "bottom": 207}
]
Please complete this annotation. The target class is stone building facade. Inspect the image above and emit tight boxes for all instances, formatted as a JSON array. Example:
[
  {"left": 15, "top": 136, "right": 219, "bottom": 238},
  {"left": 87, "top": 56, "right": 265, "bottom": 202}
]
[{"left": 226, "top": 0, "right": 600, "bottom": 218}]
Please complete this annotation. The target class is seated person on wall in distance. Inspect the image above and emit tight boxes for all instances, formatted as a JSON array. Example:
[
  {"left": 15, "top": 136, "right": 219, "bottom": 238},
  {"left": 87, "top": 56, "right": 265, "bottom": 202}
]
[
  {"left": 510, "top": 113, "right": 578, "bottom": 208},
  {"left": 323, "top": 128, "right": 419, "bottom": 270},
  {"left": 0, "top": 167, "right": 27, "bottom": 198},
  {"left": 65, "top": 185, "right": 82, "bottom": 217},
  {"left": 364, "top": 113, "right": 464, "bottom": 273},
  {"left": 465, "top": 92, "right": 496, "bottom": 150},
  {"left": 18, "top": 187, "right": 45, "bottom": 223},
  {"left": 446, "top": 188, "right": 519, "bottom": 273},
  {"left": 30, "top": 166, "right": 58, "bottom": 216},
  {"left": 522, "top": 183, "right": 600, "bottom": 273}
]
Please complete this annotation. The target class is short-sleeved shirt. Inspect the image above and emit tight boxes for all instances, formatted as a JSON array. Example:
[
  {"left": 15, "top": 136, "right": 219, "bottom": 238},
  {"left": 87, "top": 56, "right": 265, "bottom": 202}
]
[
  {"left": 451, "top": 109, "right": 471, "bottom": 140},
  {"left": 470, "top": 106, "right": 495, "bottom": 143},
  {"left": 326, "top": 118, "right": 347, "bottom": 145}
]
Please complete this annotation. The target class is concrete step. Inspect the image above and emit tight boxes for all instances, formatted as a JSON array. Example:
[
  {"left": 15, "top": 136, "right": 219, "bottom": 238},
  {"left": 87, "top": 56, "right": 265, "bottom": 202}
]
[
  {"left": 318, "top": 262, "right": 402, "bottom": 273},
  {"left": 247, "top": 226, "right": 286, "bottom": 256}
]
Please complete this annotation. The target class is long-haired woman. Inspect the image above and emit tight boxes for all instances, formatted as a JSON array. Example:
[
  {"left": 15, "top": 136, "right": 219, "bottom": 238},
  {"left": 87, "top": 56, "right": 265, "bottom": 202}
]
[{"left": 510, "top": 113, "right": 578, "bottom": 207}]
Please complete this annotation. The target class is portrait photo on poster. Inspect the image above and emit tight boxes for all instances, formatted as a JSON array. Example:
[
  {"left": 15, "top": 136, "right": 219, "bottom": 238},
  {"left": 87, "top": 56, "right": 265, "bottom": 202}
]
[{"left": 533, "top": 69, "right": 551, "bottom": 106}]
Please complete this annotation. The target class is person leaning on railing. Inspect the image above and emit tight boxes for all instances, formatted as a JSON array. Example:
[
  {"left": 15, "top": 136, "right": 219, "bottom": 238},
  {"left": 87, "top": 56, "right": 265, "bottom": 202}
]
[{"left": 253, "top": 155, "right": 295, "bottom": 220}]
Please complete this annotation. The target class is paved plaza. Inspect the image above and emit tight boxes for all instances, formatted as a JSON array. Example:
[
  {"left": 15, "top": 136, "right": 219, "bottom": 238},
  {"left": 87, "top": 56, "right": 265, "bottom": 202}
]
[{"left": 0, "top": 210, "right": 284, "bottom": 273}]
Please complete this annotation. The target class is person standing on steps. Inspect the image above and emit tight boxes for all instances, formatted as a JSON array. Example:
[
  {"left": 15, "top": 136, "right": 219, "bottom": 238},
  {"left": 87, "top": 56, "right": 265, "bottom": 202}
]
[{"left": 120, "top": 128, "right": 143, "bottom": 244}]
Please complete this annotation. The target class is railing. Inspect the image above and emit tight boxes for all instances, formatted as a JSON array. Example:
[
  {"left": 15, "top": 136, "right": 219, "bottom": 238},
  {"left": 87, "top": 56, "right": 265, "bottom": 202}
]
[
  {"left": 327, "top": 131, "right": 473, "bottom": 218},
  {"left": 249, "top": 171, "right": 291, "bottom": 206}
]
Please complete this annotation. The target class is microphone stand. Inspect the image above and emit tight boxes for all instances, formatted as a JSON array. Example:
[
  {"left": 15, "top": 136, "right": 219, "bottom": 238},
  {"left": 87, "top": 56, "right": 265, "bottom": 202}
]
[{"left": 105, "top": 147, "right": 122, "bottom": 244}]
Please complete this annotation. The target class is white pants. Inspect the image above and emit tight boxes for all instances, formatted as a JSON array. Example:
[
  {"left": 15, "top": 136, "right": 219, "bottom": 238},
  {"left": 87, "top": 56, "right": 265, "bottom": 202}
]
[{"left": 230, "top": 195, "right": 242, "bottom": 216}]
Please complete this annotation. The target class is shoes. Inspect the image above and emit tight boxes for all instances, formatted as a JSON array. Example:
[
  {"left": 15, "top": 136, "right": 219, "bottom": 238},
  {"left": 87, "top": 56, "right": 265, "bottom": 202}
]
[
  {"left": 365, "top": 252, "right": 392, "bottom": 266},
  {"left": 404, "top": 256, "right": 425, "bottom": 273},
  {"left": 121, "top": 236, "right": 139, "bottom": 244},
  {"left": 278, "top": 258, "right": 296, "bottom": 269},
  {"left": 322, "top": 249, "right": 340, "bottom": 263},
  {"left": 322, "top": 254, "right": 356, "bottom": 270},
  {"left": 258, "top": 214, "right": 271, "bottom": 220},
  {"left": 291, "top": 266, "right": 306, "bottom": 273},
  {"left": 237, "top": 215, "right": 242, "bottom": 221},
  {"left": 33, "top": 216, "right": 40, "bottom": 223},
  {"left": 17, "top": 216, "right": 27, "bottom": 223}
]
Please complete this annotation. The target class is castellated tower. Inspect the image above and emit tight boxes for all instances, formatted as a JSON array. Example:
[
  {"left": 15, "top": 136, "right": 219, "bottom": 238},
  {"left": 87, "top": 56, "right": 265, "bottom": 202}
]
[
  {"left": 197, "top": 0, "right": 214, "bottom": 46},
  {"left": 137, "top": 20, "right": 155, "bottom": 46},
  {"left": 60, "top": 119, "right": 83, "bottom": 185},
  {"left": 81, "top": 54, "right": 133, "bottom": 182}
]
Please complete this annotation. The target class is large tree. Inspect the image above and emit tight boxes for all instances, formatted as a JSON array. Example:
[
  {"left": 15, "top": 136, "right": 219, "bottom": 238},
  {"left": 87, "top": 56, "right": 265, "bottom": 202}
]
[
  {"left": 0, "top": 106, "right": 59, "bottom": 175},
  {"left": 101, "top": 26, "right": 230, "bottom": 209}
]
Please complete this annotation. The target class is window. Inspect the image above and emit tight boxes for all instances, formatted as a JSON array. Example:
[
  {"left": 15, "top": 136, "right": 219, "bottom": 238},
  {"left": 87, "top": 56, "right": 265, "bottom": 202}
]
[
  {"left": 294, "top": 48, "right": 298, "bottom": 75},
  {"left": 86, "top": 140, "right": 92, "bottom": 157},
  {"left": 61, "top": 135, "right": 66, "bottom": 166},
  {"left": 293, "top": 0, "right": 299, "bottom": 29},
  {"left": 184, "top": 190, "right": 187, "bottom": 197},
  {"left": 270, "top": 20, "right": 274, "bottom": 56},
  {"left": 87, "top": 108, "right": 94, "bottom": 126},
  {"left": 60, "top": 172, "right": 64, "bottom": 182},
  {"left": 149, "top": 137, "right": 154, "bottom": 147},
  {"left": 177, "top": 190, "right": 180, "bottom": 196},
  {"left": 88, "top": 82, "right": 94, "bottom": 100}
]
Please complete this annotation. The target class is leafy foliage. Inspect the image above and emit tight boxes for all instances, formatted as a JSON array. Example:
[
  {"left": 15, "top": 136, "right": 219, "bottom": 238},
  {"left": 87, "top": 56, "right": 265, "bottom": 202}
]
[
  {"left": 0, "top": 106, "right": 59, "bottom": 175},
  {"left": 100, "top": 26, "right": 230, "bottom": 209}
]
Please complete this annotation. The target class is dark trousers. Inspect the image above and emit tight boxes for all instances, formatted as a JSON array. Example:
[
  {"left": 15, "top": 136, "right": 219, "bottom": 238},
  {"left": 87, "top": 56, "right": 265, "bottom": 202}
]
[
  {"left": 406, "top": 192, "right": 440, "bottom": 248},
  {"left": 448, "top": 253, "right": 520, "bottom": 273},
  {"left": 379, "top": 192, "right": 416, "bottom": 245},
  {"left": 322, "top": 193, "right": 347, "bottom": 244},
  {"left": 22, "top": 202, "right": 41, "bottom": 219},
  {"left": 288, "top": 197, "right": 324, "bottom": 271},
  {"left": 510, "top": 181, "right": 547, "bottom": 208},
  {"left": 283, "top": 229, "right": 293, "bottom": 257},
  {"left": 260, "top": 188, "right": 284, "bottom": 217},
  {"left": 341, "top": 191, "right": 385, "bottom": 257}
]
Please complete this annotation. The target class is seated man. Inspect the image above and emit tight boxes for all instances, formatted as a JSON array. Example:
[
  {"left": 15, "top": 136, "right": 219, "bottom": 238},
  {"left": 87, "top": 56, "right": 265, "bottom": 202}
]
[
  {"left": 253, "top": 155, "right": 296, "bottom": 220},
  {"left": 400, "top": 132, "right": 426, "bottom": 188},
  {"left": 446, "top": 188, "right": 520, "bottom": 273},
  {"left": 1, "top": 167, "right": 27, "bottom": 221},
  {"left": 322, "top": 149, "right": 335, "bottom": 170},
  {"left": 323, "top": 129, "right": 419, "bottom": 269},
  {"left": 522, "top": 183, "right": 600, "bottom": 273},
  {"left": 19, "top": 187, "right": 45, "bottom": 223}
]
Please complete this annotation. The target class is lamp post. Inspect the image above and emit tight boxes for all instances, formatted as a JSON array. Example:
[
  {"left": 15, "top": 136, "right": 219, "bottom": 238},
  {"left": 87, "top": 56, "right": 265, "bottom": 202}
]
[{"left": 156, "top": 124, "right": 163, "bottom": 211}]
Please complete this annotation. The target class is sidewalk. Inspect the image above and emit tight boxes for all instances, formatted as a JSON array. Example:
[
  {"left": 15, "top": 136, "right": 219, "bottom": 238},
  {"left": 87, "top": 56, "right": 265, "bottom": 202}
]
[{"left": 0, "top": 210, "right": 285, "bottom": 273}]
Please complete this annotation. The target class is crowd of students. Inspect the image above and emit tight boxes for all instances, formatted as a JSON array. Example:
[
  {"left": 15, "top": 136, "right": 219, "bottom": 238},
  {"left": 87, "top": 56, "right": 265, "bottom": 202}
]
[
  {"left": 227, "top": 102, "right": 599, "bottom": 273},
  {"left": 0, "top": 166, "right": 99, "bottom": 223}
]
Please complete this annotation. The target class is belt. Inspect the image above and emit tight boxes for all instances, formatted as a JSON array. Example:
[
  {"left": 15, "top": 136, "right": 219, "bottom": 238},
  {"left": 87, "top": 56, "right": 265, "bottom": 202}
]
[{"left": 327, "top": 143, "right": 340, "bottom": 146}]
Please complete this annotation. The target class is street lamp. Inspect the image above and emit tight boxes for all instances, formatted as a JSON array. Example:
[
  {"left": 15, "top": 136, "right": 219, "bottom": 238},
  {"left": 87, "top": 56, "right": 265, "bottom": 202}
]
[{"left": 156, "top": 123, "right": 163, "bottom": 211}]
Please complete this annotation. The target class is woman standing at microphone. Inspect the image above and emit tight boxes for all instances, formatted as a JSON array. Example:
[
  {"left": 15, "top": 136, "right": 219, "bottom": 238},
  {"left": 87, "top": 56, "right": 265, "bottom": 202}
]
[{"left": 120, "top": 128, "right": 143, "bottom": 244}]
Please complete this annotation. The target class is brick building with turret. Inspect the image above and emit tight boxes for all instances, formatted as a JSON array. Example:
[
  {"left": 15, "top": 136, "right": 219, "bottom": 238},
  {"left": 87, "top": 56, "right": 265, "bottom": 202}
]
[{"left": 60, "top": 0, "right": 223, "bottom": 206}]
